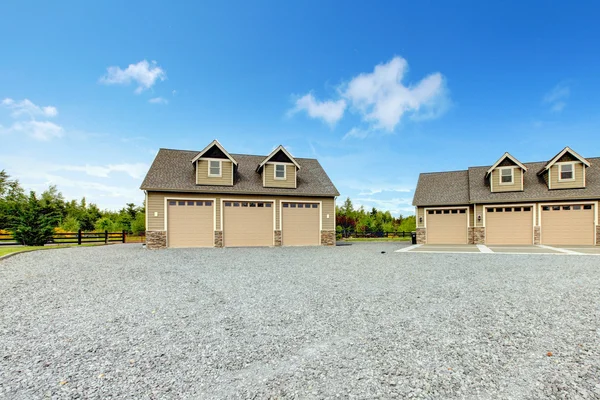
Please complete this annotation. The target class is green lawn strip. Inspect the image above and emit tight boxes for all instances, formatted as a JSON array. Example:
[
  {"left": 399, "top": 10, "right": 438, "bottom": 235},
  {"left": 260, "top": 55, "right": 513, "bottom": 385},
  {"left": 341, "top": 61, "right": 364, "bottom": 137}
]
[
  {"left": 0, "top": 243, "right": 109, "bottom": 258},
  {"left": 341, "top": 237, "right": 411, "bottom": 242}
]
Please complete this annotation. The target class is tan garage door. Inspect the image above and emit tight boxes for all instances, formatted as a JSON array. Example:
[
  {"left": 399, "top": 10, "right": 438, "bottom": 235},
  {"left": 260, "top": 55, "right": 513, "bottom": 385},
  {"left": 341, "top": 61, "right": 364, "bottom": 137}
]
[
  {"left": 486, "top": 206, "right": 533, "bottom": 245},
  {"left": 223, "top": 201, "right": 274, "bottom": 247},
  {"left": 541, "top": 204, "right": 595, "bottom": 245},
  {"left": 282, "top": 202, "right": 320, "bottom": 246},
  {"left": 426, "top": 209, "right": 467, "bottom": 244},
  {"left": 167, "top": 200, "right": 214, "bottom": 248}
]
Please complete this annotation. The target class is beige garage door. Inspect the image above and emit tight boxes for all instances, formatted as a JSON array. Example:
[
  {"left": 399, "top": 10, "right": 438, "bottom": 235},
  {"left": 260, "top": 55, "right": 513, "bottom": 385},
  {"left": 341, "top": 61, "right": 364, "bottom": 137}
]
[
  {"left": 223, "top": 201, "right": 274, "bottom": 247},
  {"left": 167, "top": 200, "right": 214, "bottom": 248},
  {"left": 486, "top": 206, "right": 533, "bottom": 245},
  {"left": 426, "top": 209, "right": 467, "bottom": 244},
  {"left": 541, "top": 204, "right": 595, "bottom": 245},
  {"left": 282, "top": 202, "right": 320, "bottom": 246}
]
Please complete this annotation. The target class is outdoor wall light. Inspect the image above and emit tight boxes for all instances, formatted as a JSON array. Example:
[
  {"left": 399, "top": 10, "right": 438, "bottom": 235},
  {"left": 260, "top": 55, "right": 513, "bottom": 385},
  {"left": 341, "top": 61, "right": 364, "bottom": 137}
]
[
  {"left": 477, "top": 214, "right": 482, "bottom": 222},
  {"left": 419, "top": 217, "right": 423, "bottom": 223}
]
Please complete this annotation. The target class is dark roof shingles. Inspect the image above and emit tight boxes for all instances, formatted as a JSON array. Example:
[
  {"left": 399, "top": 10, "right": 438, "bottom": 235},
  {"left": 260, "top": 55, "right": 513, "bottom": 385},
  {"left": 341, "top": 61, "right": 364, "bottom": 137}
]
[
  {"left": 412, "top": 170, "right": 470, "bottom": 206},
  {"left": 140, "top": 149, "right": 339, "bottom": 197}
]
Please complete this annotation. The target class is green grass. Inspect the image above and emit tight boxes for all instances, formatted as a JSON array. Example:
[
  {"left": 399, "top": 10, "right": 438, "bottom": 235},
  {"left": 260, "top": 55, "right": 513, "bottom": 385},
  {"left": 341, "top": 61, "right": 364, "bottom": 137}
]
[
  {"left": 341, "top": 237, "right": 411, "bottom": 242},
  {"left": 0, "top": 243, "right": 110, "bottom": 258}
]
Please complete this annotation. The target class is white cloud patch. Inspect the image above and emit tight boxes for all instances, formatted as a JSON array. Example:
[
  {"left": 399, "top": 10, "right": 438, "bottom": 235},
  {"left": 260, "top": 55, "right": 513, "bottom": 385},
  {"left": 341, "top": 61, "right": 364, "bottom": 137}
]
[
  {"left": 1, "top": 98, "right": 58, "bottom": 118},
  {"left": 543, "top": 83, "right": 570, "bottom": 113},
  {"left": 149, "top": 96, "right": 168, "bottom": 105},
  {"left": 55, "top": 163, "right": 149, "bottom": 179},
  {"left": 100, "top": 60, "right": 166, "bottom": 94},
  {"left": 343, "top": 56, "right": 448, "bottom": 131},
  {"left": 351, "top": 197, "right": 415, "bottom": 216},
  {"left": 11, "top": 120, "right": 64, "bottom": 141},
  {"left": 290, "top": 93, "right": 346, "bottom": 126}
]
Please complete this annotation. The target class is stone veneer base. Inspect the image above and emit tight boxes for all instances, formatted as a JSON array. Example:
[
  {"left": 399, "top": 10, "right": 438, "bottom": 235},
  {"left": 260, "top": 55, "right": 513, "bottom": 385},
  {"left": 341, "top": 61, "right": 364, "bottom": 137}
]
[
  {"left": 320, "top": 230, "right": 335, "bottom": 246},
  {"left": 274, "top": 230, "right": 282, "bottom": 246},
  {"left": 146, "top": 231, "right": 167, "bottom": 249},
  {"left": 214, "top": 231, "right": 223, "bottom": 248},
  {"left": 416, "top": 228, "right": 426, "bottom": 244},
  {"left": 534, "top": 226, "right": 541, "bottom": 245},
  {"left": 472, "top": 227, "right": 485, "bottom": 245}
]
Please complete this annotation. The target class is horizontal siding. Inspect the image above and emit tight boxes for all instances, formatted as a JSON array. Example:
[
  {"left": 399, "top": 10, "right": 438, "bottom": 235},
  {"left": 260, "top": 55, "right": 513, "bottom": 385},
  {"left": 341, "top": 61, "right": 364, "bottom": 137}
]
[
  {"left": 197, "top": 159, "right": 233, "bottom": 186},
  {"left": 469, "top": 205, "right": 475, "bottom": 227},
  {"left": 417, "top": 207, "right": 425, "bottom": 228},
  {"left": 475, "top": 204, "right": 484, "bottom": 226},
  {"left": 491, "top": 168, "right": 523, "bottom": 192},
  {"left": 549, "top": 162, "right": 585, "bottom": 189},
  {"left": 147, "top": 191, "right": 335, "bottom": 232},
  {"left": 263, "top": 164, "right": 296, "bottom": 188}
]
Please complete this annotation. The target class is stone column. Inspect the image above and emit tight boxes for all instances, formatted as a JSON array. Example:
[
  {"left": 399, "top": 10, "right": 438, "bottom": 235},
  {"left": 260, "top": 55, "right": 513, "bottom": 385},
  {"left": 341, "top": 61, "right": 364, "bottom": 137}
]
[
  {"left": 468, "top": 227, "right": 475, "bottom": 244},
  {"left": 473, "top": 227, "right": 485, "bottom": 244},
  {"left": 274, "top": 230, "right": 282, "bottom": 246},
  {"left": 534, "top": 226, "right": 541, "bottom": 245},
  {"left": 214, "top": 231, "right": 223, "bottom": 248},
  {"left": 596, "top": 225, "right": 600, "bottom": 246},
  {"left": 416, "top": 228, "right": 426, "bottom": 244},
  {"left": 146, "top": 231, "right": 167, "bottom": 249},
  {"left": 320, "top": 230, "right": 335, "bottom": 246}
]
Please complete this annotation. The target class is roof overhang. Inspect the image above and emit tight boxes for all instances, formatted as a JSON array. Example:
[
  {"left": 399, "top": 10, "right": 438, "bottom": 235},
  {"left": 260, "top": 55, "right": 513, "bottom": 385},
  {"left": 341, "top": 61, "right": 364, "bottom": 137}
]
[
  {"left": 486, "top": 152, "right": 528, "bottom": 176},
  {"left": 537, "top": 146, "right": 590, "bottom": 175},
  {"left": 191, "top": 139, "right": 238, "bottom": 166},
  {"left": 256, "top": 145, "right": 301, "bottom": 172}
]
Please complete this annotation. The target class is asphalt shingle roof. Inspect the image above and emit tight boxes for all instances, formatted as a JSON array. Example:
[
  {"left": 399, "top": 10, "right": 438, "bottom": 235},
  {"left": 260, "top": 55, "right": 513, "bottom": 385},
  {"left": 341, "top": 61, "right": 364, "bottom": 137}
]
[
  {"left": 413, "top": 157, "right": 600, "bottom": 206},
  {"left": 140, "top": 149, "right": 340, "bottom": 197}
]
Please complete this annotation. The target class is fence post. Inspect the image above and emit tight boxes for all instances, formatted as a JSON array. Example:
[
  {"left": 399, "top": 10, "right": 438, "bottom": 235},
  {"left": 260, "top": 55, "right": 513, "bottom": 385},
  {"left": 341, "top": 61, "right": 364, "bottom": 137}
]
[
  {"left": 78, "top": 229, "right": 82, "bottom": 245},
  {"left": 105, "top": 230, "right": 108, "bottom": 244},
  {"left": 122, "top": 230, "right": 126, "bottom": 243}
]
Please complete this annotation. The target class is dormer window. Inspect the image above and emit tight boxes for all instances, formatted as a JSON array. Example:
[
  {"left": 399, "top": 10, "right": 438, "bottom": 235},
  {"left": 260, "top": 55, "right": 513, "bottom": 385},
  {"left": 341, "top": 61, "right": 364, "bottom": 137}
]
[
  {"left": 559, "top": 163, "right": 574, "bottom": 181},
  {"left": 208, "top": 160, "right": 222, "bottom": 177},
  {"left": 274, "top": 164, "right": 286, "bottom": 180},
  {"left": 500, "top": 168, "right": 513, "bottom": 185}
]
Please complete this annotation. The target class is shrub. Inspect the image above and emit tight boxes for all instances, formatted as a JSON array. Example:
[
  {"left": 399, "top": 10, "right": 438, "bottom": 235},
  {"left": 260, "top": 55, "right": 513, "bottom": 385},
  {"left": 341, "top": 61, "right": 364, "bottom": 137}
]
[
  {"left": 130, "top": 213, "right": 145, "bottom": 235},
  {"left": 60, "top": 215, "right": 80, "bottom": 232},
  {"left": 12, "top": 192, "right": 58, "bottom": 246}
]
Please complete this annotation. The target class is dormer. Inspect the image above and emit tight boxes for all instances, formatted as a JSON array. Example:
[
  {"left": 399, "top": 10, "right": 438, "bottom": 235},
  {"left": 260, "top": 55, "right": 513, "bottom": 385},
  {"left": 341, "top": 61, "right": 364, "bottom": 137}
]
[
  {"left": 256, "top": 145, "right": 300, "bottom": 189},
  {"left": 191, "top": 140, "right": 237, "bottom": 186},
  {"left": 537, "top": 146, "right": 590, "bottom": 190},
  {"left": 486, "top": 152, "right": 527, "bottom": 193}
]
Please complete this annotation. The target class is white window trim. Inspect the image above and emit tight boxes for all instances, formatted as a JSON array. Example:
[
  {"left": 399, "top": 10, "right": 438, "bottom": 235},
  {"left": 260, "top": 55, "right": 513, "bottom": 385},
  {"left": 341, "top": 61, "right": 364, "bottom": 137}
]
[
  {"left": 558, "top": 162, "right": 575, "bottom": 182},
  {"left": 498, "top": 167, "right": 514, "bottom": 185},
  {"left": 208, "top": 159, "right": 222, "bottom": 177},
  {"left": 274, "top": 163, "right": 287, "bottom": 180}
]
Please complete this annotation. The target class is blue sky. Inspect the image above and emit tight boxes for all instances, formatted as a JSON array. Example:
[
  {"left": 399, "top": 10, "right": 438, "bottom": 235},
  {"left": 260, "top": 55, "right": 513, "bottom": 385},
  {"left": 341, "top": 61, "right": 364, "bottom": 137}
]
[{"left": 1, "top": 1, "right": 600, "bottom": 214}]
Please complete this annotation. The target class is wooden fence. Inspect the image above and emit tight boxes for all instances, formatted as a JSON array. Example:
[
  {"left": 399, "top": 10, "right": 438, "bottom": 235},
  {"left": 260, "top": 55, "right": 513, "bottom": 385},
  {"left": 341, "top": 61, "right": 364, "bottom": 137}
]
[
  {"left": 338, "top": 229, "right": 414, "bottom": 239},
  {"left": 0, "top": 230, "right": 129, "bottom": 246}
]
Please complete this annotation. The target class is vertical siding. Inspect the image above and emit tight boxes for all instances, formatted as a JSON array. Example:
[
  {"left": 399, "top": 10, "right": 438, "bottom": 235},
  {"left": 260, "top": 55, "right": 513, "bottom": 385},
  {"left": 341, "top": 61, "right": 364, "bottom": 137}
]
[
  {"left": 491, "top": 168, "right": 523, "bottom": 192},
  {"left": 263, "top": 164, "right": 296, "bottom": 188},
  {"left": 549, "top": 163, "right": 585, "bottom": 189},
  {"left": 196, "top": 160, "right": 233, "bottom": 186},
  {"left": 148, "top": 192, "right": 335, "bottom": 233}
]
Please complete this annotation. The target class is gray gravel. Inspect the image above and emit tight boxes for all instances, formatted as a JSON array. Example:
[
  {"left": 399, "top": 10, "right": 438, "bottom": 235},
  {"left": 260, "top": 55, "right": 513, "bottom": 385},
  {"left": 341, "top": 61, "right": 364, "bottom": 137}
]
[{"left": 1, "top": 243, "right": 600, "bottom": 399}]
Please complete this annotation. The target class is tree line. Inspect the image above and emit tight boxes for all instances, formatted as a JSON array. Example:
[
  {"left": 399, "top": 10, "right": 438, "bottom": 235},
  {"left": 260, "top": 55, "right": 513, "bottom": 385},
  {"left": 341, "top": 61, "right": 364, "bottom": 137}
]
[
  {"left": 336, "top": 197, "right": 416, "bottom": 233},
  {"left": 0, "top": 170, "right": 144, "bottom": 245}
]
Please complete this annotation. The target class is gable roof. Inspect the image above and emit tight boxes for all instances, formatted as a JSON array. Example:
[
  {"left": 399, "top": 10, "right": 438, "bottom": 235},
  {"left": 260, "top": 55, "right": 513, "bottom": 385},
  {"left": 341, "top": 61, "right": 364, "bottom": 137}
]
[
  {"left": 486, "top": 152, "right": 528, "bottom": 176},
  {"left": 141, "top": 149, "right": 339, "bottom": 197},
  {"left": 413, "top": 156, "right": 600, "bottom": 206},
  {"left": 412, "top": 170, "right": 470, "bottom": 206},
  {"left": 537, "top": 146, "right": 590, "bottom": 175},
  {"left": 191, "top": 139, "right": 238, "bottom": 166},
  {"left": 257, "top": 145, "right": 301, "bottom": 172}
]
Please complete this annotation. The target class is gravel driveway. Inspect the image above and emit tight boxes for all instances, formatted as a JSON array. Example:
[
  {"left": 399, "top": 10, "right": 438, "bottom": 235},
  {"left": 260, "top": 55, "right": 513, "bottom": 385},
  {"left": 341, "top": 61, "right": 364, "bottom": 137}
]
[{"left": 1, "top": 243, "right": 599, "bottom": 399}]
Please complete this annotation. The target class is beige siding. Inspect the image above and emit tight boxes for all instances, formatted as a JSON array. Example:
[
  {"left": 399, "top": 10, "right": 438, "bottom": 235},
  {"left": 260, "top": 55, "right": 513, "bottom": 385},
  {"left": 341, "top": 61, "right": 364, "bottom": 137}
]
[
  {"left": 491, "top": 168, "right": 523, "bottom": 192},
  {"left": 549, "top": 162, "right": 585, "bottom": 189},
  {"left": 263, "top": 164, "right": 296, "bottom": 188},
  {"left": 196, "top": 159, "right": 233, "bottom": 186},
  {"left": 474, "top": 204, "right": 484, "bottom": 227},
  {"left": 417, "top": 207, "right": 425, "bottom": 228},
  {"left": 147, "top": 191, "right": 335, "bottom": 232}
]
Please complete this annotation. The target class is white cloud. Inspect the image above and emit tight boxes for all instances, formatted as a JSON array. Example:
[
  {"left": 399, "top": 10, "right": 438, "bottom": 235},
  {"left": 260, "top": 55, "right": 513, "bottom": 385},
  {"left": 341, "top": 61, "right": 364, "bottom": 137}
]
[
  {"left": 351, "top": 196, "right": 415, "bottom": 216},
  {"left": 290, "top": 93, "right": 346, "bottom": 126},
  {"left": 99, "top": 60, "right": 166, "bottom": 94},
  {"left": 53, "top": 163, "right": 149, "bottom": 179},
  {"left": 343, "top": 56, "right": 448, "bottom": 131},
  {"left": 343, "top": 127, "right": 371, "bottom": 139},
  {"left": 10, "top": 120, "right": 64, "bottom": 141},
  {"left": 543, "top": 83, "right": 570, "bottom": 113},
  {"left": 149, "top": 96, "right": 168, "bottom": 105},
  {"left": 1, "top": 98, "right": 58, "bottom": 118}
]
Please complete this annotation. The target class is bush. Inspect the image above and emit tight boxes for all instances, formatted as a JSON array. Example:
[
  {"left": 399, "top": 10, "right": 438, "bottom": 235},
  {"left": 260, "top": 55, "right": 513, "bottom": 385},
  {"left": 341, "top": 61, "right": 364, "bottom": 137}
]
[
  {"left": 12, "top": 192, "right": 58, "bottom": 246},
  {"left": 60, "top": 215, "right": 80, "bottom": 232},
  {"left": 130, "top": 213, "right": 145, "bottom": 235},
  {"left": 94, "top": 217, "right": 116, "bottom": 232}
]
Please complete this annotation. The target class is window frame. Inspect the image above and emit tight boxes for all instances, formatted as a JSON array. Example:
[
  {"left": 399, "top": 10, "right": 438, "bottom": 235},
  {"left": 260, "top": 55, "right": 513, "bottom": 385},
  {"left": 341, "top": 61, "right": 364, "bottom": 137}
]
[
  {"left": 208, "top": 159, "right": 222, "bottom": 177},
  {"left": 558, "top": 162, "right": 575, "bottom": 182},
  {"left": 274, "top": 163, "right": 287, "bottom": 180},
  {"left": 498, "top": 167, "right": 514, "bottom": 185}
]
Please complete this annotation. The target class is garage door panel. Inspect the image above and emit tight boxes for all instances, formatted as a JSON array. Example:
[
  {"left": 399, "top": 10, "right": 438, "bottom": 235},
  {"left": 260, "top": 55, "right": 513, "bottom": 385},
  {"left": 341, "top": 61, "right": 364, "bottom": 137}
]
[
  {"left": 223, "top": 201, "right": 274, "bottom": 247},
  {"left": 168, "top": 200, "right": 214, "bottom": 248},
  {"left": 426, "top": 210, "right": 467, "bottom": 244},
  {"left": 282, "top": 203, "right": 320, "bottom": 246},
  {"left": 486, "top": 206, "right": 533, "bottom": 245},
  {"left": 541, "top": 205, "right": 594, "bottom": 245}
]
